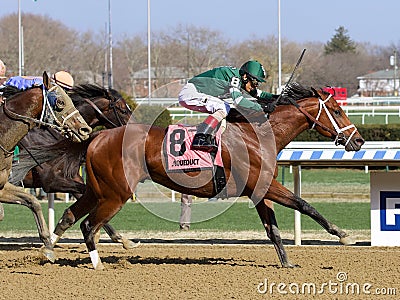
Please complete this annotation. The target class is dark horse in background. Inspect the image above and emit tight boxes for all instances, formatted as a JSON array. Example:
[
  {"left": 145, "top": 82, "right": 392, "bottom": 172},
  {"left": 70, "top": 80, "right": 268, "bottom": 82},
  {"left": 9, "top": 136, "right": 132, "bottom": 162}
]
[
  {"left": 51, "top": 83, "right": 365, "bottom": 270},
  {"left": 0, "top": 72, "right": 91, "bottom": 262},
  {"left": 10, "top": 84, "right": 135, "bottom": 248}
]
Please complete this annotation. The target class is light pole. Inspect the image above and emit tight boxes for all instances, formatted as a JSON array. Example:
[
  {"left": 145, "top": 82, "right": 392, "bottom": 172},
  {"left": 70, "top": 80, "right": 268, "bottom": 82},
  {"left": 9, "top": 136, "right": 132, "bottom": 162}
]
[
  {"left": 394, "top": 50, "right": 397, "bottom": 96},
  {"left": 277, "top": 0, "right": 282, "bottom": 93},
  {"left": 18, "top": 0, "right": 22, "bottom": 76},
  {"left": 390, "top": 50, "right": 398, "bottom": 96},
  {"left": 108, "top": 0, "right": 113, "bottom": 89},
  {"left": 147, "top": 0, "right": 152, "bottom": 104}
]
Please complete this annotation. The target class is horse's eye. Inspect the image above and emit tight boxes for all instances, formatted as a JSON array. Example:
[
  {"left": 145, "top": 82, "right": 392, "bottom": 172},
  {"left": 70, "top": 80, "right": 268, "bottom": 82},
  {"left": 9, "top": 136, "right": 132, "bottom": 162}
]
[
  {"left": 334, "top": 109, "right": 341, "bottom": 116},
  {"left": 55, "top": 99, "right": 66, "bottom": 111}
]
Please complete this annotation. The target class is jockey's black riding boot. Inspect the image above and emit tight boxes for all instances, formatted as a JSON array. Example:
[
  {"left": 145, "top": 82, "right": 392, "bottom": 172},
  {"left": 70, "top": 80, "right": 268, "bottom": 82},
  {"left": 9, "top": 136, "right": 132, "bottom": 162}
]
[{"left": 192, "top": 115, "right": 219, "bottom": 152}]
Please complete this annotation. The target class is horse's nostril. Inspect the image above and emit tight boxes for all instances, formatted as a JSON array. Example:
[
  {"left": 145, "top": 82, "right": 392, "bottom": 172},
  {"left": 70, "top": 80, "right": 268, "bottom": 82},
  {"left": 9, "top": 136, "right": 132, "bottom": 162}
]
[
  {"left": 80, "top": 127, "right": 92, "bottom": 135},
  {"left": 356, "top": 138, "right": 365, "bottom": 146}
]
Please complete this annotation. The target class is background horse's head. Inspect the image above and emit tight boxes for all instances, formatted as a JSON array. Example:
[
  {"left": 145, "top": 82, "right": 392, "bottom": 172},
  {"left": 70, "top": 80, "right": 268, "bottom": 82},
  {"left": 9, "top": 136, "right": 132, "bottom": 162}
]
[
  {"left": 69, "top": 84, "right": 132, "bottom": 128},
  {"left": 42, "top": 72, "right": 92, "bottom": 141}
]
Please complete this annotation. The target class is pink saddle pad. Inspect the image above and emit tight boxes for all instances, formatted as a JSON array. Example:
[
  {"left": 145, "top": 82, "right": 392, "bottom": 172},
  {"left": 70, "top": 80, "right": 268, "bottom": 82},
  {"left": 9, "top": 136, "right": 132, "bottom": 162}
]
[{"left": 163, "top": 124, "right": 223, "bottom": 172}]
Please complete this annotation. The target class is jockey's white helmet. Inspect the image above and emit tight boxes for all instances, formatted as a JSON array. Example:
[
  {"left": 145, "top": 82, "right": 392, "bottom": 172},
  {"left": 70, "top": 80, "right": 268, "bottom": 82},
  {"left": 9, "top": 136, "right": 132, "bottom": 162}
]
[
  {"left": 0, "top": 60, "right": 6, "bottom": 79},
  {"left": 52, "top": 71, "right": 74, "bottom": 90}
]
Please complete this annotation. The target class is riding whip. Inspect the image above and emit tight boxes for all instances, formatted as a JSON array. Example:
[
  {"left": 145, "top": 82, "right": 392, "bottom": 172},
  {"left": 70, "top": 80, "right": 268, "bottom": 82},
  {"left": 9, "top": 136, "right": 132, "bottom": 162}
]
[{"left": 276, "top": 48, "right": 306, "bottom": 107}]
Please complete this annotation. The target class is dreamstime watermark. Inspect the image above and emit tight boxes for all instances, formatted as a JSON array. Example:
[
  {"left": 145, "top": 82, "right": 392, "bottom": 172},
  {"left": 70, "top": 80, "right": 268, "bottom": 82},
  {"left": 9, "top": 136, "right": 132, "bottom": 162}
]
[{"left": 257, "top": 272, "right": 397, "bottom": 296}]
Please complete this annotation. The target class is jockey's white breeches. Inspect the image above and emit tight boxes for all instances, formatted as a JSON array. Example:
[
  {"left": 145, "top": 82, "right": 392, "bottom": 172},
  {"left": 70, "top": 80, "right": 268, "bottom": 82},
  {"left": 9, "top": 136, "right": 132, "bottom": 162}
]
[{"left": 178, "top": 83, "right": 231, "bottom": 115}]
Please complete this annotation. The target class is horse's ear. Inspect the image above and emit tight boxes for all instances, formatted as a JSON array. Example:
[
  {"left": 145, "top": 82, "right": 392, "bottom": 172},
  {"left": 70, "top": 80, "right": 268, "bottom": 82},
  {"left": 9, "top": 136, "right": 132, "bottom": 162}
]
[
  {"left": 310, "top": 87, "right": 321, "bottom": 97},
  {"left": 42, "top": 71, "right": 52, "bottom": 89}
]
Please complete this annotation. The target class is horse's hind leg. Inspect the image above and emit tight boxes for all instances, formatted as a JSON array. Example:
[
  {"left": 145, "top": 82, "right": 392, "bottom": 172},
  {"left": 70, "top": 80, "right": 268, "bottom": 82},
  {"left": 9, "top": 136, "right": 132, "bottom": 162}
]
[
  {"left": 103, "top": 223, "right": 140, "bottom": 249},
  {"left": 267, "top": 179, "right": 354, "bottom": 244},
  {"left": 0, "top": 183, "right": 55, "bottom": 262},
  {"left": 255, "top": 199, "right": 298, "bottom": 268}
]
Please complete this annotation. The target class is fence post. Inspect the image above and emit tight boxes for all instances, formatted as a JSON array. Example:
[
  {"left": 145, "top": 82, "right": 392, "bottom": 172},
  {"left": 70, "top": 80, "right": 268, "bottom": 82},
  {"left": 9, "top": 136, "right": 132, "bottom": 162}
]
[
  {"left": 293, "top": 165, "right": 302, "bottom": 246},
  {"left": 48, "top": 193, "right": 55, "bottom": 233}
]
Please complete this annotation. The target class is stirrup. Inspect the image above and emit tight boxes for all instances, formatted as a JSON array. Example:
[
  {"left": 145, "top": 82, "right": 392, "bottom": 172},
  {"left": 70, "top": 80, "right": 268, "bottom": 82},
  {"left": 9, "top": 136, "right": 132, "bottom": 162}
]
[{"left": 191, "top": 133, "right": 218, "bottom": 152}]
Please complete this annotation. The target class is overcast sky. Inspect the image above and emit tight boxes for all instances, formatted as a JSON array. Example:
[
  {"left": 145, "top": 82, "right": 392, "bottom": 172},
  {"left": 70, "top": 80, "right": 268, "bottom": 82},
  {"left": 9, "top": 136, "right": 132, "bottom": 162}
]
[{"left": 1, "top": 0, "right": 399, "bottom": 46}]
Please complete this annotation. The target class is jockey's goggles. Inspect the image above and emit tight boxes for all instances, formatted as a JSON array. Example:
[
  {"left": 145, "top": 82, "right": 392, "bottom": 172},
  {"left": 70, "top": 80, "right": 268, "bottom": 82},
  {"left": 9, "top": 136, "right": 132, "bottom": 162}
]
[{"left": 248, "top": 75, "right": 259, "bottom": 87}]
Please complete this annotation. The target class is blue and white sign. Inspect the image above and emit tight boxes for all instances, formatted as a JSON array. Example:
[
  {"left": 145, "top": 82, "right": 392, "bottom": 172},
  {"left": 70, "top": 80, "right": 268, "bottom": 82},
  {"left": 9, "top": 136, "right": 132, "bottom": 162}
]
[
  {"left": 371, "top": 172, "right": 400, "bottom": 246},
  {"left": 277, "top": 149, "right": 400, "bottom": 162}
]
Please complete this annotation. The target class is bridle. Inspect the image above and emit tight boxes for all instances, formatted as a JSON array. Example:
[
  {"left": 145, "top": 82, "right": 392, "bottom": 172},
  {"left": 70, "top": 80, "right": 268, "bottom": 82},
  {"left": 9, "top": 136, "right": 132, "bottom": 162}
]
[
  {"left": 0, "top": 87, "right": 69, "bottom": 156},
  {"left": 3, "top": 87, "right": 66, "bottom": 131},
  {"left": 293, "top": 93, "right": 358, "bottom": 146},
  {"left": 83, "top": 95, "right": 130, "bottom": 128}
]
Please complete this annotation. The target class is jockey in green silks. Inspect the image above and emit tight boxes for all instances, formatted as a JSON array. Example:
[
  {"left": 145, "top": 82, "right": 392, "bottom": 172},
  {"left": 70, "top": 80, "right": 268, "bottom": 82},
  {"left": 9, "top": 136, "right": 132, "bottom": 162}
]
[{"left": 178, "top": 60, "right": 278, "bottom": 152}]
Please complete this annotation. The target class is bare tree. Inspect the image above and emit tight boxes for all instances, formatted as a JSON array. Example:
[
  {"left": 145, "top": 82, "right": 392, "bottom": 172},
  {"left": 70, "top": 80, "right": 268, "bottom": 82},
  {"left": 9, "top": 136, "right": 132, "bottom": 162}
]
[
  {"left": 1, "top": 12, "right": 398, "bottom": 98},
  {"left": 115, "top": 34, "right": 147, "bottom": 96},
  {"left": 156, "top": 25, "right": 230, "bottom": 77},
  {"left": 298, "top": 42, "right": 390, "bottom": 95}
]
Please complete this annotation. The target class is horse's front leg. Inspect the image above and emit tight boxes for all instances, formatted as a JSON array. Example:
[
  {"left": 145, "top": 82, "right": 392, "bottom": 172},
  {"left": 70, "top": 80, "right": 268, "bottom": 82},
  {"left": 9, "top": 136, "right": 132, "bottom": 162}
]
[
  {"left": 254, "top": 199, "right": 298, "bottom": 268},
  {"left": 266, "top": 179, "right": 354, "bottom": 245},
  {"left": 81, "top": 198, "right": 126, "bottom": 270},
  {"left": 71, "top": 191, "right": 135, "bottom": 249},
  {"left": 52, "top": 187, "right": 99, "bottom": 246},
  {"left": 0, "top": 183, "right": 55, "bottom": 262},
  {"left": 81, "top": 217, "right": 104, "bottom": 270}
]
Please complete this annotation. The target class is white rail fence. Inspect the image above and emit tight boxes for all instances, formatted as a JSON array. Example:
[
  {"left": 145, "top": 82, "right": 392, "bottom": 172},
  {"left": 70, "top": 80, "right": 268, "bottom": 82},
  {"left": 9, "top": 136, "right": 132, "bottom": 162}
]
[
  {"left": 277, "top": 141, "right": 400, "bottom": 245},
  {"left": 135, "top": 97, "right": 400, "bottom": 124}
]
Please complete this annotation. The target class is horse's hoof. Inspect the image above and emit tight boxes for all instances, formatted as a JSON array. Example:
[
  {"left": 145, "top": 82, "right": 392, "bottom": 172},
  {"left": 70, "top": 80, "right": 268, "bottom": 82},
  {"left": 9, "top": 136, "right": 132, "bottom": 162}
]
[
  {"left": 122, "top": 239, "right": 140, "bottom": 250},
  {"left": 339, "top": 236, "right": 355, "bottom": 245},
  {"left": 282, "top": 262, "right": 301, "bottom": 268},
  {"left": 41, "top": 247, "right": 56, "bottom": 263},
  {"left": 94, "top": 261, "right": 105, "bottom": 271}
]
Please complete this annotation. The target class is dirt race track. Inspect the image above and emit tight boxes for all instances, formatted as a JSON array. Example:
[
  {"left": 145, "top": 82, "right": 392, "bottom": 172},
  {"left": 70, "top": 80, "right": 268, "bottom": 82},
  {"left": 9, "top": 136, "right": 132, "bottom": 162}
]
[{"left": 0, "top": 238, "right": 399, "bottom": 300}]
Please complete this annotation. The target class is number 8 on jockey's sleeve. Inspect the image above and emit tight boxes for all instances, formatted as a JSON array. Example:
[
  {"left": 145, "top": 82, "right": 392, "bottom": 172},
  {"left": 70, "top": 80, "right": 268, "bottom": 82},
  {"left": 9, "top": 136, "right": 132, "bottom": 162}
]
[{"left": 178, "top": 60, "right": 278, "bottom": 152}]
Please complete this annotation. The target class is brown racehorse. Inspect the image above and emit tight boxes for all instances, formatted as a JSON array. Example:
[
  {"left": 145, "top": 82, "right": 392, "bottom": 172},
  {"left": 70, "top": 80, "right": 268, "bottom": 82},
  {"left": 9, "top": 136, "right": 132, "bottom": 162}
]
[
  {"left": 53, "top": 84, "right": 365, "bottom": 269},
  {"left": 0, "top": 72, "right": 91, "bottom": 262}
]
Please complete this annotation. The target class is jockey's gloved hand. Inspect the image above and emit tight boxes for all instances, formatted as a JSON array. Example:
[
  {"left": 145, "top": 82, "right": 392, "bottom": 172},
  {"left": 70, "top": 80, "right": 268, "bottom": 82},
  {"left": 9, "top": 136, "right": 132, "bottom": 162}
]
[
  {"left": 271, "top": 94, "right": 292, "bottom": 105},
  {"left": 262, "top": 100, "right": 276, "bottom": 113}
]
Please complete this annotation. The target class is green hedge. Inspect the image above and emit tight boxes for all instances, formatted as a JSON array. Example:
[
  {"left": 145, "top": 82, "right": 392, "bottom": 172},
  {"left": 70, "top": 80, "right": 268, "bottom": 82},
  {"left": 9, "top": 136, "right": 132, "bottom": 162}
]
[{"left": 294, "top": 124, "right": 400, "bottom": 141}]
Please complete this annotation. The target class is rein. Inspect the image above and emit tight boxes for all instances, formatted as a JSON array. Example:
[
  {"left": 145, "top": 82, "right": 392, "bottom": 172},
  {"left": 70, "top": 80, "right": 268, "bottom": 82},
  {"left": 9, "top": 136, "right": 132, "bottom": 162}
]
[
  {"left": 0, "top": 143, "right": 14, "bottom": 157},
  {"left": 83, "top": 96, "right": 126, "bottom": 127}
]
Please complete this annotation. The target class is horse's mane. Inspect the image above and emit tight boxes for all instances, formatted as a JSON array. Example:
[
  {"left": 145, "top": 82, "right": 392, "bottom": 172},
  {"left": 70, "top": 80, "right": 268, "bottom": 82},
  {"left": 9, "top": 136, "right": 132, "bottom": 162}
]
[
  {"left": 1, "top": 85, "right": 31, "bottom": 98},
  {"left": 279, "top": 82, "right": 316, "bottom": 104},
  {"left": 69, "top": 83, "right": 121, "bottom": 105}
]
